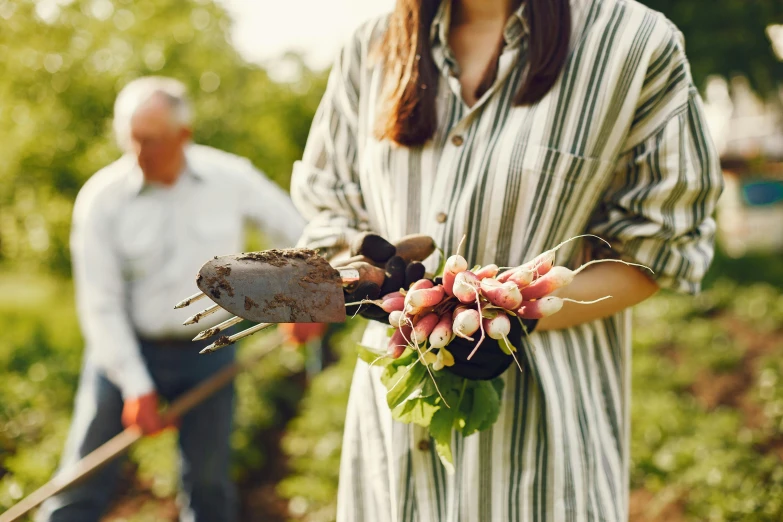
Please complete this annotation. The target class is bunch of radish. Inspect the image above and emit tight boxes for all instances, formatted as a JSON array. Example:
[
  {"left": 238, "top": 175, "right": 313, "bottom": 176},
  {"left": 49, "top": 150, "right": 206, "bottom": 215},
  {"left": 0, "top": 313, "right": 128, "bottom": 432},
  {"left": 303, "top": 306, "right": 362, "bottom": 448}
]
[{"left": 371, "top": 235, "right": 642, "bottom": 368}]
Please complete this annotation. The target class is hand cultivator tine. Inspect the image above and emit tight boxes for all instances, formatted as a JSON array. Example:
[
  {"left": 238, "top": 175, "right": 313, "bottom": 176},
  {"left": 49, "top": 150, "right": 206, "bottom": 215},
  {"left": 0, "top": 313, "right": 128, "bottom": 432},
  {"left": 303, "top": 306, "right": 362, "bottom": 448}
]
[
  {"left": 182, "top": 302, "right": 223, "bottom": 325},
  {"left": 174, "top": 291, "right": 207, "bottom": 309},
  {"left": 192, "top": 315, "right": 244, "bottom": 341},
  {"left": 199, "top": 322, "right": 274, "bottom": 354}
]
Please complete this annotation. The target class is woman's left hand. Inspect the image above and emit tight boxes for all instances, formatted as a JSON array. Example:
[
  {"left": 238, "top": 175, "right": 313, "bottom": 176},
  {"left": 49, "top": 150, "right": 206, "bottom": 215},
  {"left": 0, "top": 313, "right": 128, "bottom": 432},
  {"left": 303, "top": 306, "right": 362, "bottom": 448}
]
[{"left": 445, "top": 316, "right": 537, "bottom": 380}]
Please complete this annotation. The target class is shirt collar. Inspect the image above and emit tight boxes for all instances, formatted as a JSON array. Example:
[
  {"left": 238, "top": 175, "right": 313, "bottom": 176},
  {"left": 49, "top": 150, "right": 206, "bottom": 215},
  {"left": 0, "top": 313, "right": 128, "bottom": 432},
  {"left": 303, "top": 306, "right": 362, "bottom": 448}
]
[
  {"left": 503, "top": 3, "right": 529, "bottom": 48},
  {"left": 430, "top": 1, "right": 529, "bottom": 49},
  {"left": 430, "top": 0, "right": 452, "bottom": 48},
  {"left": 127, "top": 145, "right": 204, "bottom": 195}
]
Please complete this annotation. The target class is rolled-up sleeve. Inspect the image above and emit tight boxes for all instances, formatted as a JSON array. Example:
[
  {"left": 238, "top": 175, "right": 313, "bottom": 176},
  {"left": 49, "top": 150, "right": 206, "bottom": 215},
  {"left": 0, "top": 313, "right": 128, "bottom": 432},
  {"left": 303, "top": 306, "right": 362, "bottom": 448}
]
[
  {"left": 589, "top": 30, "right": 724, "bottom": 294},
  {"left": 290, "top": 30, "right": 370, "bottom": 257}
]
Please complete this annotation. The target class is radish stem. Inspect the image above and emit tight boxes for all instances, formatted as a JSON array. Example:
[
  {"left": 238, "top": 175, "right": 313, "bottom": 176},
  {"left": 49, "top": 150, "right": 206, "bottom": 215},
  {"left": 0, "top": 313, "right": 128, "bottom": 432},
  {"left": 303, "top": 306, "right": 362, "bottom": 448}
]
[
  {"left": 467, "top": 286, "right": 486, "bottom": 360},
  {"left": 572, "top": 258, "right": 653, "bottom": 275},
  {"left": 560, "top": 295, "right": 614, "bottom": 305},
  {"left": 516, "top": 316, "right": 537, "bottom": 354},
  {"left": 504, "top": 334, "right": 525, "bottom": 373}
]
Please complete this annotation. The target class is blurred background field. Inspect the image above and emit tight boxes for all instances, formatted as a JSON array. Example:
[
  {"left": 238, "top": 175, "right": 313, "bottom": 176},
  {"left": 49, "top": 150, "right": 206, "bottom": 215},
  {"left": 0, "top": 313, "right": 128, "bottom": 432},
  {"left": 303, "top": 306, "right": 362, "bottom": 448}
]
[{"left": 1, "top": 0, "right": 782, "bottom": 521}]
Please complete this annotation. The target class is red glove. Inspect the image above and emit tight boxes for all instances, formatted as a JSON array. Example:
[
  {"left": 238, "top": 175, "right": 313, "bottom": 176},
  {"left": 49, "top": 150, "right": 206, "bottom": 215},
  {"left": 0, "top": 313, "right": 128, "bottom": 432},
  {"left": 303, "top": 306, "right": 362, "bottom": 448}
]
[
  {"left": 122, "top": 392, "right": 167, "bottom": 436},
  {"left": 279, "top": 323, "right": 328, "bottom": 345}
]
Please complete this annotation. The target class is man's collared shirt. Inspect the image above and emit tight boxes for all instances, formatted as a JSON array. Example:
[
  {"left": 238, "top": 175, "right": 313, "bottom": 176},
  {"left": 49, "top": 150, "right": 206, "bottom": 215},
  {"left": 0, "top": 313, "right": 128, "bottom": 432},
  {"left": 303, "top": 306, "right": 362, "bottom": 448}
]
[{"left": 71, "top": 144, "right": 306, "bottom": 398}]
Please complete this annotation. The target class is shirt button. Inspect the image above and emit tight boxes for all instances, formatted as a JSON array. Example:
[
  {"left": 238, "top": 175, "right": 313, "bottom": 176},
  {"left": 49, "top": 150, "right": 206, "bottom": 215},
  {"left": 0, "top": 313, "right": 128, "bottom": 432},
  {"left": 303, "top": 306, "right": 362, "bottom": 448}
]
[
  {"left": 435, "top": 212, "right": 447, "bottom": 224},
  {"left": 418, "top": 439, "right": 431, "bottom": 451},
  {"left": 451, "top": 134, "right": 464, "bottom": 146}
]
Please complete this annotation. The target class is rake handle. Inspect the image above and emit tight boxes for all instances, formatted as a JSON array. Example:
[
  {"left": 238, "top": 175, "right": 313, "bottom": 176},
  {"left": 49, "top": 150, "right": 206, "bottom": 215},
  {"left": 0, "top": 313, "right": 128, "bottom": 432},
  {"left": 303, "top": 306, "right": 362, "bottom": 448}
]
[{"left": 0, "top": 333, "right": 283, "bottom": 522}]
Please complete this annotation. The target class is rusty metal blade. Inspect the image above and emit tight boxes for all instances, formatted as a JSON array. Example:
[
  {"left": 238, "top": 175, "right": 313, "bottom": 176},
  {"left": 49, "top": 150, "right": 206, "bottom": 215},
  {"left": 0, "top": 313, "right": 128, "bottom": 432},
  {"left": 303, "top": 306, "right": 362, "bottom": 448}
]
[
  {"left": 199, "top": 322, "right": 274, "bottom": 354},
  {"left": 182, "top": 302, "right": 222, "bottom": 325},
  {"left": 196, "top": 249, "right": 347, "bottom": 324},
  {"left": 192, "top": 315, "right": 244, "bottom": 341},
  {"left": 174, "top": 291, "right": 206, "bottom": 309}
]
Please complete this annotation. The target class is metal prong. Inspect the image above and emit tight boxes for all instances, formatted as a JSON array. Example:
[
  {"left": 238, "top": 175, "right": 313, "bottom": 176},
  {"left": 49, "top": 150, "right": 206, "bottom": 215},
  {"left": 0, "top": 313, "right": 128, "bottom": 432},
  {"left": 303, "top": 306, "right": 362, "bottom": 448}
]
[
  {"left": 200, "top": 322, "right": 273, "bottom": 354},
  {"left": 193, "top": 315, "right": 244, "bottom": 341},
  {"left": 174, "top": 291, "right": 206, "bottom": 309},
  {"left": 183, "top": 303, "right": 223, "bottom": 325}
]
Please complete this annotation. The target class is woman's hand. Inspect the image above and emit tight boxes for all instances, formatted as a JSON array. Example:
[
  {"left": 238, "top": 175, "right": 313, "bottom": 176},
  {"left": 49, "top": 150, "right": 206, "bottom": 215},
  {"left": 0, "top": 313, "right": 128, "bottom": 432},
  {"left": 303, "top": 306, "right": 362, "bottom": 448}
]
[
  {"left": 536, "top": 261, "right": 659, "bottom": 331},
  {"left": 445, "top": 316, "right": 536, "bottom": 380},
  {"left": 340, "top": 233, "right": 432, "bottom": 324}
]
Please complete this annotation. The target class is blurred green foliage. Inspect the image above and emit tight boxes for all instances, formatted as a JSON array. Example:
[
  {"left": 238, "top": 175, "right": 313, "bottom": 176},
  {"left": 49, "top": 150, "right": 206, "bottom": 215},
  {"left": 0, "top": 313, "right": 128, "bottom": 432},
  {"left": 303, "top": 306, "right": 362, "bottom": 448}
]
[
  {"left": 629, "top": 281, "right": 783, "bottom": 521},
  {"left": 0, "top": 275, "right": 81, "bottom": 506},
  {"left": 0, "top": 0, "right": 327, "bottom": 277},
  {"left": 641, "top": 0, "right": 783, "bottom": 93},
  {"left": 277, "top": 324, "right": 365, "bottom": 522}
]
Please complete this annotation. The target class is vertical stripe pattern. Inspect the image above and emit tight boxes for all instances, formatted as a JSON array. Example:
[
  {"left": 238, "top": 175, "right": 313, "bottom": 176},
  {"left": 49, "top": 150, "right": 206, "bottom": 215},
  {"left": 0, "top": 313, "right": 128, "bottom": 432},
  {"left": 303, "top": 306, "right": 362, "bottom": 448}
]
[{"left": 291, "top": 1, "right": 723, "bottom": 521}]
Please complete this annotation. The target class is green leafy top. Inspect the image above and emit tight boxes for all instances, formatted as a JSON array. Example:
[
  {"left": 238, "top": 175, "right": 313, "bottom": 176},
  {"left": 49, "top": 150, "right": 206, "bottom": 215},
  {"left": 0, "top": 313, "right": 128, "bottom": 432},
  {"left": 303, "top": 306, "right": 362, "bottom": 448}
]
[{"left": 360, "top": 346, "right": 504, "bottom": 472}]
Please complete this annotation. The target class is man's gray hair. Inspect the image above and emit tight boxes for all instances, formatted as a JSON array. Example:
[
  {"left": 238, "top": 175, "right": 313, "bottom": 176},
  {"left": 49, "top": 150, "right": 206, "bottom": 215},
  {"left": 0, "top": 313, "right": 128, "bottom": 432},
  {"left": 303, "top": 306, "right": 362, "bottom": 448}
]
[{"left": 113, "top": 76, "right": 192, "bottom": 151}]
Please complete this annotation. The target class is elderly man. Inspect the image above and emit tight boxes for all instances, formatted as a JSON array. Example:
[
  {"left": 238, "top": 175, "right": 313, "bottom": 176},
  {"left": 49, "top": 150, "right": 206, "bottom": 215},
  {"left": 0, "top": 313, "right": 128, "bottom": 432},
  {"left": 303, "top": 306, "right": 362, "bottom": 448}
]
[{"left": 37, "top": 76, "right": 306, "bottom": 522}]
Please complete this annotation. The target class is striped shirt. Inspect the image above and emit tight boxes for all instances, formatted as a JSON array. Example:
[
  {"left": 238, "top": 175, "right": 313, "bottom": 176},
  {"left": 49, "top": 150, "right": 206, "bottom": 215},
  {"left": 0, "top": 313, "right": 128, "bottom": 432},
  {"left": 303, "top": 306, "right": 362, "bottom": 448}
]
[{"left": 290, "top": 0, "right": 723, "bottom": 520}]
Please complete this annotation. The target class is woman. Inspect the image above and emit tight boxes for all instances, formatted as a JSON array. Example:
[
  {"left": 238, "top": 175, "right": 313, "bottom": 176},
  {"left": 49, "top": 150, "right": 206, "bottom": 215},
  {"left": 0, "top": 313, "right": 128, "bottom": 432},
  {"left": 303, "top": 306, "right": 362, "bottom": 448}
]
[{"left": 291, "top": 0, "right": 723, "bottom": 520}]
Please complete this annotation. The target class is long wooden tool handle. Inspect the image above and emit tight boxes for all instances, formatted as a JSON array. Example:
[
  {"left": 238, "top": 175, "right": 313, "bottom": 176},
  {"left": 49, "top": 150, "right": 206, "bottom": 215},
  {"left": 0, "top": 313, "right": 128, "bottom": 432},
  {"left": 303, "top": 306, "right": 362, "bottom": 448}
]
[{"left": 0, "top": 333, "right": 283, "bottom": 522}]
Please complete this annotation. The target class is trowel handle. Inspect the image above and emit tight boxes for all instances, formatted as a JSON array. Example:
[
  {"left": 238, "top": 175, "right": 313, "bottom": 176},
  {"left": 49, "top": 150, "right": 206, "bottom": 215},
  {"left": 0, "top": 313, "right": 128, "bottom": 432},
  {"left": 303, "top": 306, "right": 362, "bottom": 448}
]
[
  {"left": 338, "top": 234, "right": 437, "bottom": 267},
  {"left": 338, "top": 268, "right": 360, "bottom": 285}
]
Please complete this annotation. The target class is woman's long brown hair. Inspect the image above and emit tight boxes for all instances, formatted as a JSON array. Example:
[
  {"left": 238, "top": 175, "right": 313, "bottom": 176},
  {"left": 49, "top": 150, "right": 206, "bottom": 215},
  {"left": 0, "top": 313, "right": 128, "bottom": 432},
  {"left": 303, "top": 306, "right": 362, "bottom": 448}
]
[{"left": 374, "top": 0, "right": 571, "bottom": 147}]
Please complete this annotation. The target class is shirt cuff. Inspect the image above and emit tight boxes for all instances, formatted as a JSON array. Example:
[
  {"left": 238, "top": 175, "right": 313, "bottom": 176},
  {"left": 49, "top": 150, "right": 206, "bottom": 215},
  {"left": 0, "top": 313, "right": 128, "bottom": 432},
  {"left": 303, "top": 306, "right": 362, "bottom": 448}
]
[{"left": 114, "top": 360, "right": 156, "bottom": 400}]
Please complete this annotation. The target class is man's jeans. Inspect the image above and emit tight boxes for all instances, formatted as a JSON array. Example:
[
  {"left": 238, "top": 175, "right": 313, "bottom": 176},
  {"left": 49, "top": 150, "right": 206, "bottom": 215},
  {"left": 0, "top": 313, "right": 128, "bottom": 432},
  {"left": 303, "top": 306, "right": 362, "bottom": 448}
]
[{"left": 37, "top": 337, "right": 238, "bottom": 522}]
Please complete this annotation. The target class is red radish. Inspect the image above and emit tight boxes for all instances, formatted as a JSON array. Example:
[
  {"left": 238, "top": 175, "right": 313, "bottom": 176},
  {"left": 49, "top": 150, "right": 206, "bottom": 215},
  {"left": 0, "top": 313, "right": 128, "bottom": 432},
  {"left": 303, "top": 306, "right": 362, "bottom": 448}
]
[
  {"left": 405, "top": 306, "right": 425, "bottom": 318},
  {"left": 518, "top": 294, "right": 614, "bottom": 320},
  {"left": 508, "top": 269, "right": 534, "bottom": 288},
  {"left": 483, "top": 312, "right": 511, "bottom": 340},
  {"left": 443, "top": 254, "right": 468, "bottom": 296},
  {"left": 452, "top": 307, "right": 480, "bottom": 341},
  {"left": 521, "top": 250, "right": 556, "bottom": 278},
  {"left": 526, "top": 257, "right": 652, "bottom": 301},
  {"left": 473, "top": 264, "right": 499, "bottom": 280},
  {"left": 496, "top": 268, "right": 517, "bottom": 283},
  {"left": 517, "top": 296, "right": 564, "bottom": 319},
  {"left": 380, "top": 296, "right": 406, "bottom": 313},
  {"left": 387, "top": 325, "right": 413, "bottom": 358},
  {"left": 495, "top": 266, "right": 535, "bottom": 287},
  {"left": 479, "top": 278, "right": 523, "bottom": 310},
  {"left": 410, "top": 279, "right": 434, "bottom": 291},
  {"left": 382, "top": 291, "right": 403, "bottom": 301},
  {"left": 522, "top": 258, "right": 651, "bottom": 301},
  {"left": 452, "top": 305, "right": 468, "bottom": 318},
  {"left": 520, "top": 266, "right": 573, "bottom": 300},
  {"left": 429, "top": 314, "right": 454, "bottom": 348},
  {"left": 412, "top": 313, "right": 439, "bottom": 344},
  {"left": 453, "top": 270, "right": 480, "bottom": 304},
  {"left": 405, "top": 285, "right": 445, "bottom": 309},
  {"left": 389, "top": 310, "right": 408, "bottom": 328},
  {"left": 500, "top": 235, "right": 614, "bottom": 283},
  {"left": 497, "top": 253, "right": 554, "bottom": 283}
]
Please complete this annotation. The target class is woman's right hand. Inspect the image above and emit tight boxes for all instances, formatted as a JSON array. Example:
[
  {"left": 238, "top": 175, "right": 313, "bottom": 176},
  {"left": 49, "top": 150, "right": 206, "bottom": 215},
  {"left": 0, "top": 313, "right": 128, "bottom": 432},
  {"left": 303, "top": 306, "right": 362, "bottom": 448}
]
[{"left": 341, "top": 233, "right": 430, "bottom": 323}]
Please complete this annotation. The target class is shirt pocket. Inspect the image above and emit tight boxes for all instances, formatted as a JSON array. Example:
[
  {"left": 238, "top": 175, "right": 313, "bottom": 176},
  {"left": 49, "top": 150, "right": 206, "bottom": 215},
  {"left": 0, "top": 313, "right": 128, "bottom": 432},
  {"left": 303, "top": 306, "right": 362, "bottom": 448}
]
[
  {"left": 502, "top": 145, "right": 613, "bottom": 264},
  {"left": 520, "top": 145, "right": 603, "bottom": 186},
  {"left": 116, "top": 207, "right": 169, "bottom": 281},
  {"left": 188, "top": 210, "right": 241, "bottom": 255},
  {"left": 522, "top": 145, "right": 616, "bottom": 208}
]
